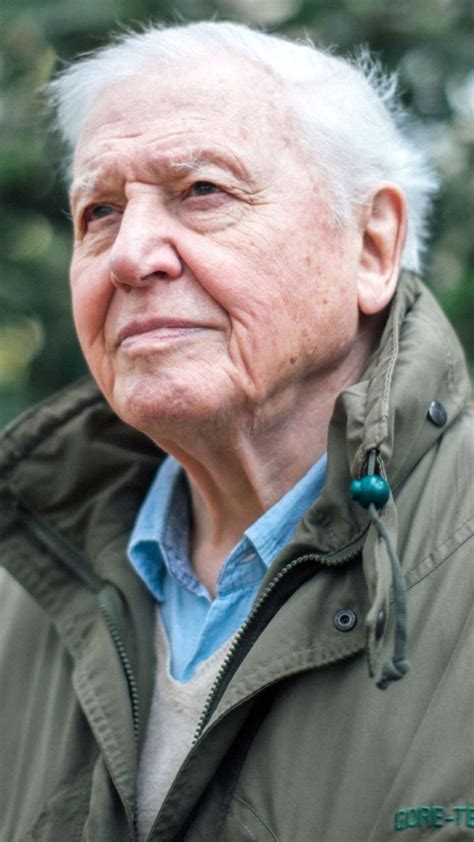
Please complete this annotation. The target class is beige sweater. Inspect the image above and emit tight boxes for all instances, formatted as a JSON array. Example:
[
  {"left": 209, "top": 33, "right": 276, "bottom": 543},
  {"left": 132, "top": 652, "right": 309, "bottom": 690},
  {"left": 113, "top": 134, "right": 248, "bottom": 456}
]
[{"left": 137, "top": 610, "right": 235, "bottom": 841}]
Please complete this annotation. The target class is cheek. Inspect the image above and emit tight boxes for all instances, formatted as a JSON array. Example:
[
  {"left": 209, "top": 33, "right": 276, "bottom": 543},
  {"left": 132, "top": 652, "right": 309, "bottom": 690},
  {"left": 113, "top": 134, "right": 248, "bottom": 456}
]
[
  {"left": 281, "top": 238, "right": 362, "bottom": 364},
  {"left": 183, "top": 230, "right": 288, "bottom": 318},
  {"left": 307, "top": 276, "right": 360, "bottom": 363},
  {"left": 70, "top": 256, "right": 112, "bottom": 354}
]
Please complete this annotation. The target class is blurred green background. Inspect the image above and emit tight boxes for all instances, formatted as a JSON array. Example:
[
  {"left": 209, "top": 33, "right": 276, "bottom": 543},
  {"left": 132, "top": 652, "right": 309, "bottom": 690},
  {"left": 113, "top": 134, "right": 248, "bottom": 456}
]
[{"left": 1, "top": 0, "right": 473, "bottom": 428}]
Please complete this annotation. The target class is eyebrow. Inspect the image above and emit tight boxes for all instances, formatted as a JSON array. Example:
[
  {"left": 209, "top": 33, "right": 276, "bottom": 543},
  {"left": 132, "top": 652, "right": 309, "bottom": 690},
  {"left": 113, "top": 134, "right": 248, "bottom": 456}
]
[
  {"left": 70, "top": 146, "right": 253, "bottom": 206},
  {"left": 69, "top": 176, "right": 102, "bottom": 207},
  {"left": 168, "top": 148, "right": 248, "bottom": 178}
]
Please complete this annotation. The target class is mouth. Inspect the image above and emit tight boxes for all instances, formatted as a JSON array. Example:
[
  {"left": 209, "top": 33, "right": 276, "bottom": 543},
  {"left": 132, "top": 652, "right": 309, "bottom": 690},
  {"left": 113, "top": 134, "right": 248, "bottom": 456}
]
[{"left": 117, "top": 317, "right": 208, "bottom": 348}]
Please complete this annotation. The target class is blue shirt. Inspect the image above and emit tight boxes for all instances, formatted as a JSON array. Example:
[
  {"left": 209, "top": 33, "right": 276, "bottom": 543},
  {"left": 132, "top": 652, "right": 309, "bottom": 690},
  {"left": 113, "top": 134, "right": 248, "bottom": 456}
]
[{"left": 128, "top": 453, "right": 327, "bottom": 682}]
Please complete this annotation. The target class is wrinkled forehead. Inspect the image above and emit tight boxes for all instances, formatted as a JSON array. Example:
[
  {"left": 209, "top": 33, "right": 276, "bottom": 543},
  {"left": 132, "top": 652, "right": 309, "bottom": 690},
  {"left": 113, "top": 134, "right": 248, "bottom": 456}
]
[
  {"left": 72, "top": 56, "right": 296, "bottom": 172},
  {"left": 69, "top": 143, "right": 257, "bottom": 208}
]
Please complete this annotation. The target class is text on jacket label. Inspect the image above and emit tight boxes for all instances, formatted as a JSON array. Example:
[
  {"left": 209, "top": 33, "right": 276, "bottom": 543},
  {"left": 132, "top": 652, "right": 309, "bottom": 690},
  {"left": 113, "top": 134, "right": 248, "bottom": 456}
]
[{"left": 394, "top": 805, "right": 474, "bottom": 830}]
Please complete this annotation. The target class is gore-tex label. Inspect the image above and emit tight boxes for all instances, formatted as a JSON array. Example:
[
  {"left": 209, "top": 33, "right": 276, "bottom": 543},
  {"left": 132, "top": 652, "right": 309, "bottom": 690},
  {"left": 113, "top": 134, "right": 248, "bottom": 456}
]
[{"left": 394, "top": 805, "right": 474, "bottom": 830}]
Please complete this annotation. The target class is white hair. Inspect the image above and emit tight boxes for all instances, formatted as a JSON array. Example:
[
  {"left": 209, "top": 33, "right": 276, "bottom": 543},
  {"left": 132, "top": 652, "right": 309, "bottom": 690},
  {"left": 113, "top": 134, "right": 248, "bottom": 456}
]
[{"left": 47, "top": 21, "right": 438, "bottom": 273}]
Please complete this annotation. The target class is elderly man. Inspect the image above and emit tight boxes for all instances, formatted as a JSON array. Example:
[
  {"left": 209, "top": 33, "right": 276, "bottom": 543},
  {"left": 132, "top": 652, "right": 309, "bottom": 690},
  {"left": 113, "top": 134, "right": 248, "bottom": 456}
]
[{"left": 0, "top": 21, "right": 472, "bottom": 842}]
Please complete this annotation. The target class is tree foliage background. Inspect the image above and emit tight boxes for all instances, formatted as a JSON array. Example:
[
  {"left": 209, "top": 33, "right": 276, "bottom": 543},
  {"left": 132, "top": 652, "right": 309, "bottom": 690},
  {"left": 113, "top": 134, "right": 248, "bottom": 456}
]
[{"left": 1, "top": 0, "right": 473, "bottom": 428}]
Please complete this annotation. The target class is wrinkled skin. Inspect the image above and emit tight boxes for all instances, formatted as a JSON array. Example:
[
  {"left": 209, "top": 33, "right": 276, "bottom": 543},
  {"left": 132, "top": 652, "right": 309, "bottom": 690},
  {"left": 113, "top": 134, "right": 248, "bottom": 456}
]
[
  {"left": 69, "top": 57, "right": 405, "bottom": 584},
  {"left": 70, "top": 60, "right": 365, "bottom": 437}
]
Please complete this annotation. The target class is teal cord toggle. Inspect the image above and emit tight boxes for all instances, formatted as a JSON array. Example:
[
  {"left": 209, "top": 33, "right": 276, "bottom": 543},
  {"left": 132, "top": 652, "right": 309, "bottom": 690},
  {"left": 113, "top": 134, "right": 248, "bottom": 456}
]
[
  {"left": 349, "top": 458, "right": 410, "bottom": 690},
  {"left": 349, "top": 475, "right": 390, "bottom": 508}
]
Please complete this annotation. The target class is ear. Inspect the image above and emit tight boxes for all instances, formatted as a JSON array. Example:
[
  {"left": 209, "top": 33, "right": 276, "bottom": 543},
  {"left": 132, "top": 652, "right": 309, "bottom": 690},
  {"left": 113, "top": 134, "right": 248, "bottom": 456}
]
[{"left": 357, "top": 185, "right": 407, "bottom": 316}]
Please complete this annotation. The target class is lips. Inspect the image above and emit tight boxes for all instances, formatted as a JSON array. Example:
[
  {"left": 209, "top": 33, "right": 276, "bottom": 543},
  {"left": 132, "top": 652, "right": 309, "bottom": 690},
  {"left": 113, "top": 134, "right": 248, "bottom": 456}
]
[{"left": 117, "top": 317, "right": 207, "bottom": 347}]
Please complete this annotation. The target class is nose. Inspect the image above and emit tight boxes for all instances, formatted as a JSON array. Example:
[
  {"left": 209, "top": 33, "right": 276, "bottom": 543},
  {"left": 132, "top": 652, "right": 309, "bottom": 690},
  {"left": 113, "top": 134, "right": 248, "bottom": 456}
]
[{"left": 109, "top": 199, "right": 183, "bottom": 290}]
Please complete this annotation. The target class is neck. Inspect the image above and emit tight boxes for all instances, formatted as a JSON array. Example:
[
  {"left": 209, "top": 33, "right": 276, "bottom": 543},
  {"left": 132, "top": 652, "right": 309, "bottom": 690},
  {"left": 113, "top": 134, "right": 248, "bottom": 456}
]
[
  {"left": 157, "top": 352, "right": 370, "bottom": 594},
  {"left": 149, "top": 323, "right": 378, "bottom": 594}
]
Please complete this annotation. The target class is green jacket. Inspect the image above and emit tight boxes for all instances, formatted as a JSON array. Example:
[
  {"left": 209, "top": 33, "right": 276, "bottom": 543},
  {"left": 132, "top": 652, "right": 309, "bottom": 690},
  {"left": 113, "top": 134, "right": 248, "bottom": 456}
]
[{"left": 1, "top": 273, "right": 473, "bottom": 841}]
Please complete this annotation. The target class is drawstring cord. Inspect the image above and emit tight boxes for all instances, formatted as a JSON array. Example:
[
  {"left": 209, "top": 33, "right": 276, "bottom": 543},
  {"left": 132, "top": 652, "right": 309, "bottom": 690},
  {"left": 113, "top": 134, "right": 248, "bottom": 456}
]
[
  {"left": 367, "top": 503, "right": 410, "bottom": 689},
  {"left": 350, "top": 450, "right": 410, "bottom": 690}
]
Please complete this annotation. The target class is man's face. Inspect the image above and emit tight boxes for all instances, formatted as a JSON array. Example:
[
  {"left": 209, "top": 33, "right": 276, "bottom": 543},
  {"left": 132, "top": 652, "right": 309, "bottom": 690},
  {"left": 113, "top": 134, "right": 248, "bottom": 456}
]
[{"left": 70, "top": 58, "right": 363, "bottom": 440}]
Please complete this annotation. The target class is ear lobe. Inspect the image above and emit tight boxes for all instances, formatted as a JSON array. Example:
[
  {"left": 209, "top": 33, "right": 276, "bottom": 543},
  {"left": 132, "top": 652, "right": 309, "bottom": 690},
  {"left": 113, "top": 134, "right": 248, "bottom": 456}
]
[{"left": 357, "top": 185, "right": 407, "bottom": 316}]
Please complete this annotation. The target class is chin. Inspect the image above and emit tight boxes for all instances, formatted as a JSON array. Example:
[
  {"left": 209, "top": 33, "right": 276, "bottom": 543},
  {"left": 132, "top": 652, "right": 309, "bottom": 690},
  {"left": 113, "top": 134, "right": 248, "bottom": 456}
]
[{"left": 109, "top": 374, "right": 237, "bottom": 442}]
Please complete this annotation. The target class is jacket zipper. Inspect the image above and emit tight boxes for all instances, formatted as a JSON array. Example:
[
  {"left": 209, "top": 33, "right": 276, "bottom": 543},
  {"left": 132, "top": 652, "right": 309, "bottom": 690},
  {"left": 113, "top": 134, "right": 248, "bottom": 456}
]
[
  {"left": 97, "top": 591, "right": 141, "bottom": 745},
  {"left": 13, "top": 496, "right": 365, "bottom": 840},
  {"left": 13, "top": 500, "right": 141, "bottom": 840},
  {"left": 146, "top": 537, "right": 365, "bottom": 841},
  {"left": 193, "top": 537, "right": 365, "bottom": 743}
]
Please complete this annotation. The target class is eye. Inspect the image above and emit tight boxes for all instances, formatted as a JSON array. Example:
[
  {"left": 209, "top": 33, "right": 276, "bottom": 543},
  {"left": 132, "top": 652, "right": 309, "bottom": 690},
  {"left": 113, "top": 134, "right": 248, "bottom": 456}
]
[
  {"left": 86, "top": 204, "right": 116, "bottom": 223},
  {"left": 189, "top": 181, "right": 220, "bottom": 197}
]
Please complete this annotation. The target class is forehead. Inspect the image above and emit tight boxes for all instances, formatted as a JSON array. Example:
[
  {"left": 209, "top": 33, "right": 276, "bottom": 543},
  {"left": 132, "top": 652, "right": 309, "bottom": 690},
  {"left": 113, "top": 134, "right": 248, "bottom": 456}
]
[{"left": 71, "top": 57, "right": 298, "bottom": 189}]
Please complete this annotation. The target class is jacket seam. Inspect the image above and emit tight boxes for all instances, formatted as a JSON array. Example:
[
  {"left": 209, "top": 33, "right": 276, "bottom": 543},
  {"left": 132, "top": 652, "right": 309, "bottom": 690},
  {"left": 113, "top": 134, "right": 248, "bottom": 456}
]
[
  {"left": 24, "top": 780, "right": 93, "bottom": 842},
  {"left": 72, "top": 667, "right": 135, "bottom": 808},
  {"left": 213, "top": 639, "right": 364, "bottom": 717},
  {"left": 379, "top": 293, "right": 400, "bottom": 440},
  {"left": 443, "top": 324, "right": 460, "bottom": 402},
  {"left": 404, "top": 514, "right": 474, "bottom": 592},
  {"left": 230, "top": 794, "right": 280, "bottom": 842}
]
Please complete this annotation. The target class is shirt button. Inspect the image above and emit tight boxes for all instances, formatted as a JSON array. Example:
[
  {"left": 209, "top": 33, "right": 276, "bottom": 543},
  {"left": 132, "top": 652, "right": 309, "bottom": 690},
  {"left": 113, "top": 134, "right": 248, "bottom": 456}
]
[
  {"left": 333, "top": 609, "right": 357, "bottom": 632},
  {"left": 427, "top": 400, "right": 447, "bottom": 427}
]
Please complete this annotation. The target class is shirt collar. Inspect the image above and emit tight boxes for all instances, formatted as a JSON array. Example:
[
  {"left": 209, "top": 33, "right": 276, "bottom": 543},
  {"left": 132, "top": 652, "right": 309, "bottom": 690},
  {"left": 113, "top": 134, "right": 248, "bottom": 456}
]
[
  {"left": 128, "top": 456, "right": 185, "bottom": 601},
  {"left": 128, "top": 452, "right": 327, "bottom": 600},
  {"left": 245, "top": 453, "right": 327, "bottom": 568}
]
